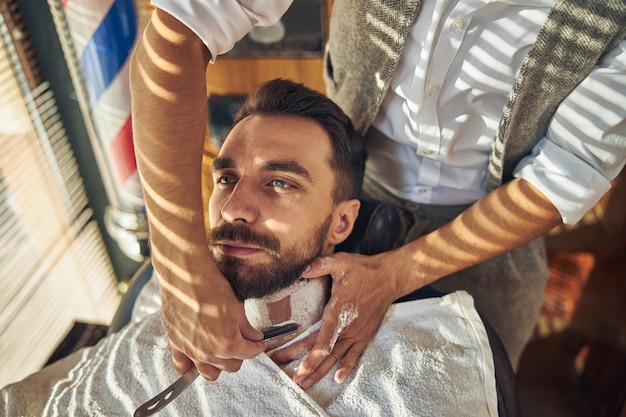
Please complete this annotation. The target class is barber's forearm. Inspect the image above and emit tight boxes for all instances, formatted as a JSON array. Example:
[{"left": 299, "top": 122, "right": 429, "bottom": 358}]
[
  {"left": 130, "top": 9, "right": 216, "bottom": 279},
  {"left": 393, "top": 178, "right": 562, "bottom": 295}
]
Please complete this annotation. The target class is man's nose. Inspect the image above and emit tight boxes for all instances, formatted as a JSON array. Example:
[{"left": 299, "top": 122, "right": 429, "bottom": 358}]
[{"left": 220, "top": 181, "right": 260, "bottom": 224}]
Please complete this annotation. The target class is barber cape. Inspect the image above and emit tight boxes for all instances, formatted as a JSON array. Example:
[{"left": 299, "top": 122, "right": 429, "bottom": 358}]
[{"left": 1, "top": 291, "right": 497, "bottom": 417}]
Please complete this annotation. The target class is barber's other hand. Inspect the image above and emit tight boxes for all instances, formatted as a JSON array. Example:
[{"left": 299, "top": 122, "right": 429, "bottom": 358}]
[
  {"left": 269, "top": 331, "right": 318, "bottom": 374},
  {"left": 291, "top": 252, "right": 398, "bottom": 389},
  {"left": 158, "top": 267, "right": 267, "bottom": 380}
]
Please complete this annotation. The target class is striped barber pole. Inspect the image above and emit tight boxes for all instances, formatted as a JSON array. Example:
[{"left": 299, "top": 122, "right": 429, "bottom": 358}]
[
  {"left": 61, "top": 0, "right": 148, "bottom": 261},
  {"left": 63, "top": 0, "right": 137, "bottom": 199}
]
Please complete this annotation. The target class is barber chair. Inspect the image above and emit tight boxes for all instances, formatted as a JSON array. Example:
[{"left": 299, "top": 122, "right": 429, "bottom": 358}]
[{"left": 109, "top": 199, "right": 520, "bottom": 417}]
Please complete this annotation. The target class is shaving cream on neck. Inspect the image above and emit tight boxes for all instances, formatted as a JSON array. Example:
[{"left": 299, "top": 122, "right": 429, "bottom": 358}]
[{"left": 245, "top": 277, "right": 330, "bottom": 337}]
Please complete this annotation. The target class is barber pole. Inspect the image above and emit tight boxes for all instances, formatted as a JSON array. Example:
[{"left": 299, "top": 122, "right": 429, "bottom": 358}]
[{"left": 60, "top": 0, "right": 147, "bottom": 261}]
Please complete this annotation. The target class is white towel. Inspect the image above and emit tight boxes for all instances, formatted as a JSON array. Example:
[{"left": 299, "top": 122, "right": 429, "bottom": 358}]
[{"left": 1, "top": 291, "right": 497, "bottom": 417}]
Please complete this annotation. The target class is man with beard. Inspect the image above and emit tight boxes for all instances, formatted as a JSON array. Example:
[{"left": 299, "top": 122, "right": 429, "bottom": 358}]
[
  {"left": 202, "top": 77, "right": 366, "bottom": 355},
  {"left": 131, "top": 0, "right": 626, "bottom": 390},
  {"left": 0, "top": 79, "right": 499, "bottom": 416}
]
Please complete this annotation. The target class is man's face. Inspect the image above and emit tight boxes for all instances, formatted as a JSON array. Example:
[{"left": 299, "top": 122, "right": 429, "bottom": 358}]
[{"left": 208, "top": 114, "right": 338, "bottom": 301}]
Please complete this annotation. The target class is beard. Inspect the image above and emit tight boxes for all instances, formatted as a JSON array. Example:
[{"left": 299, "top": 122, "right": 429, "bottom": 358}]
[{"left": 207, "top": 215, "right": 332, "bottom": 301}]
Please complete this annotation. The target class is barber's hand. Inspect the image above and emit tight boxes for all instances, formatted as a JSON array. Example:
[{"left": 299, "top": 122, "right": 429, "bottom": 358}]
[
  {"left": 269, "top": 331, "right": 318, "bottom": 375},
  {"left": 289, "top": 252, "right": 399, "bottom": 389},
  {"left": 157, "top": 263, "right": 267, "bottom": 380},
  {"left": 132, "top": 3, "right": 269, "bottom": 384}
]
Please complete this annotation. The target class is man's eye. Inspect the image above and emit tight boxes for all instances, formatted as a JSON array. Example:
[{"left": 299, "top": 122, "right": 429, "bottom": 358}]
[
  {"left": 270, "top": 179, "right": 292, "bottom": 189},
  {"left": 216, "top": 175, "right": 235, "bottom": 185}
]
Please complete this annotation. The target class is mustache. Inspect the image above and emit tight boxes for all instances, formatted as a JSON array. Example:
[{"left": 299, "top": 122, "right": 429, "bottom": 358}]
[{"left": 207, "top": 223, "right": 280, "bottom": 256}]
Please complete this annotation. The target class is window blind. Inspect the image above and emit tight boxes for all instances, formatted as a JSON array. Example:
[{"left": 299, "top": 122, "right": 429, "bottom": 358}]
[{"left": 0, "top": 1, "right": 120, "bottom": 388}]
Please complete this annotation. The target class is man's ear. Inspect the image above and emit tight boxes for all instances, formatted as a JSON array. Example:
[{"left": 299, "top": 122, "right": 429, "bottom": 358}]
[{"left": 326, "top": 199, "right": 360, "bottom": 245}]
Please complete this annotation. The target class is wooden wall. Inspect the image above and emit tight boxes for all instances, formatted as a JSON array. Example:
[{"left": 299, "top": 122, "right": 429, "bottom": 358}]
[{"left": 206, "top": 58, "right": 326, "bottom": 95}]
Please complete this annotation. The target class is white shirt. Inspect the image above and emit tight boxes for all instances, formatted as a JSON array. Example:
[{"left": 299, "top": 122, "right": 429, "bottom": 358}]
[
  {"left": 150, "top": 0, "right": 626, "bottom": 224},
  {"left": 369, "top": 0, "right": 626, "bottom": 225},
  {"left": 369, "top": 0, "right": 553, "bottom": 205}
]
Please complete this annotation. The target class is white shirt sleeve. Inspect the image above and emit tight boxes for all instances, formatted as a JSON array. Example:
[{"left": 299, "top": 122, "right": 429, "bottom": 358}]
[
  {"left": 150, "top": 0, "right": 294, "bottom": 62},
  {"left": 514, "top": 39, "right": 626, "bottom": 225}
]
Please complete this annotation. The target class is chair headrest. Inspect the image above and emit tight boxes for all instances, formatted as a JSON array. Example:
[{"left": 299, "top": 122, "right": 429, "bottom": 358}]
[{"left": 335, "top": 199, "right": 405, "bottom": 255}]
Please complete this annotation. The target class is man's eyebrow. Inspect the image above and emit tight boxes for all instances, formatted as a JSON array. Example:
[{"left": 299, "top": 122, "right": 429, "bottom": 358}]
[
  {"left": 263, "top": 160, "right": 313, "bottom": 182},
  {"left": 212, "top": 157, "right": 235, "bottom": 171},
  {"left": 213, "top": 157, "right": 314, "bottom": 182}
]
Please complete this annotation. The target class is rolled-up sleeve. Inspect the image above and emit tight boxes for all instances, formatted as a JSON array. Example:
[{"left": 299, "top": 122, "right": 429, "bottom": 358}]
[
  {"left": 150, "top": 0, "right": 293, "bottom": 62},
  {"left": 514, "top": 39, "right": 626, "bottom": 225}
]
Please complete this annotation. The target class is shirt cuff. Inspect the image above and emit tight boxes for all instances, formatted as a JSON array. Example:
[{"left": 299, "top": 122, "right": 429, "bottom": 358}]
[
  {"left": 513, "top": 139, "right": 612, "bottom": 225},
  {"left": 150, "top": 0, "right": 292, "bottom": 62}
]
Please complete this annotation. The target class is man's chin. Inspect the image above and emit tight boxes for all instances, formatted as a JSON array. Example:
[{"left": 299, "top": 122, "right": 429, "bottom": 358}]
[{"left": 212, "top": 248, "right": 321, "bottom": 301}]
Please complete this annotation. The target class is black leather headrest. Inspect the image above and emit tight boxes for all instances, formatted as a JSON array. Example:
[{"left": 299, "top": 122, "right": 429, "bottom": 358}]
[{"left": 335, "top": 199, "right": 405, "bottom": 255}]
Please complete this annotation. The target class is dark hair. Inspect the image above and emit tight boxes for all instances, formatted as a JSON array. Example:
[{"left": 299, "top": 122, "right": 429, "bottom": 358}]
[{"left": 233, "top": 78, "right": 367, "bottom": 202}]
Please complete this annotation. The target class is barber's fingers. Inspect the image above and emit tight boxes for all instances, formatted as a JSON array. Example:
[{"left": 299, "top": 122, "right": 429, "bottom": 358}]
[
  {"left": 301, "top": 255, "right": 340, "bottom": 280},
  {"left": 270, "top": 332, "right": 318, "bottom": 366},
  {"left": 291, "top": 295, "right": 385, "bottom": 389},
  {"left": 238, "top": 303, "right": 266, "bottom": 343},
  {"left": 171, "top": 343, "right": 258, "bottom": 381},
  {"left": 194, "top": 357, "right": 246, "bottom": 379},
  {"left": 194, "top": 363, "right": 222, "bottom": 381},
  {"left": 333, "top": 340, "right": 368, "bottom": 384},
  {"left": 171, "top": 344, "right": 224, "bottom": 380},
  {"left": 171, "top": 340, "right": 264, "bottom": 380},
  {"left": 270, "top": 329, "right": 366, "bottom": 386},
  {"left": 171, "top": 346, "right": 194, "bottom": 375},
  {"left": 292, "top": 336, "right": 368, "bottom": 390},
  {"left": 292, "top": 342, "right": 344, "bottom": 389},
  {"left": 167, "top": 310, "right": 266, "bottom": 381},
  {"left": 290, "top": 301, "right": 350, "bottom": 388},
  {"left": 191, "top": 336, "right": 266, "bottom": 380}
]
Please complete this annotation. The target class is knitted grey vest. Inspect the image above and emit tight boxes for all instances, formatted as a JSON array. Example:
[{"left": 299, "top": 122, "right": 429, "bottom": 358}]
[{"left": 323, "top": 0, "right": 626, "bottom": 192}]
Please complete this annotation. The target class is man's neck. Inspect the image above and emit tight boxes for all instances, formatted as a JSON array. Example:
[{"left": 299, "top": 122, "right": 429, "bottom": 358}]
[{"left": 245, "top": 277, "right": 330, "bottom": 351}]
